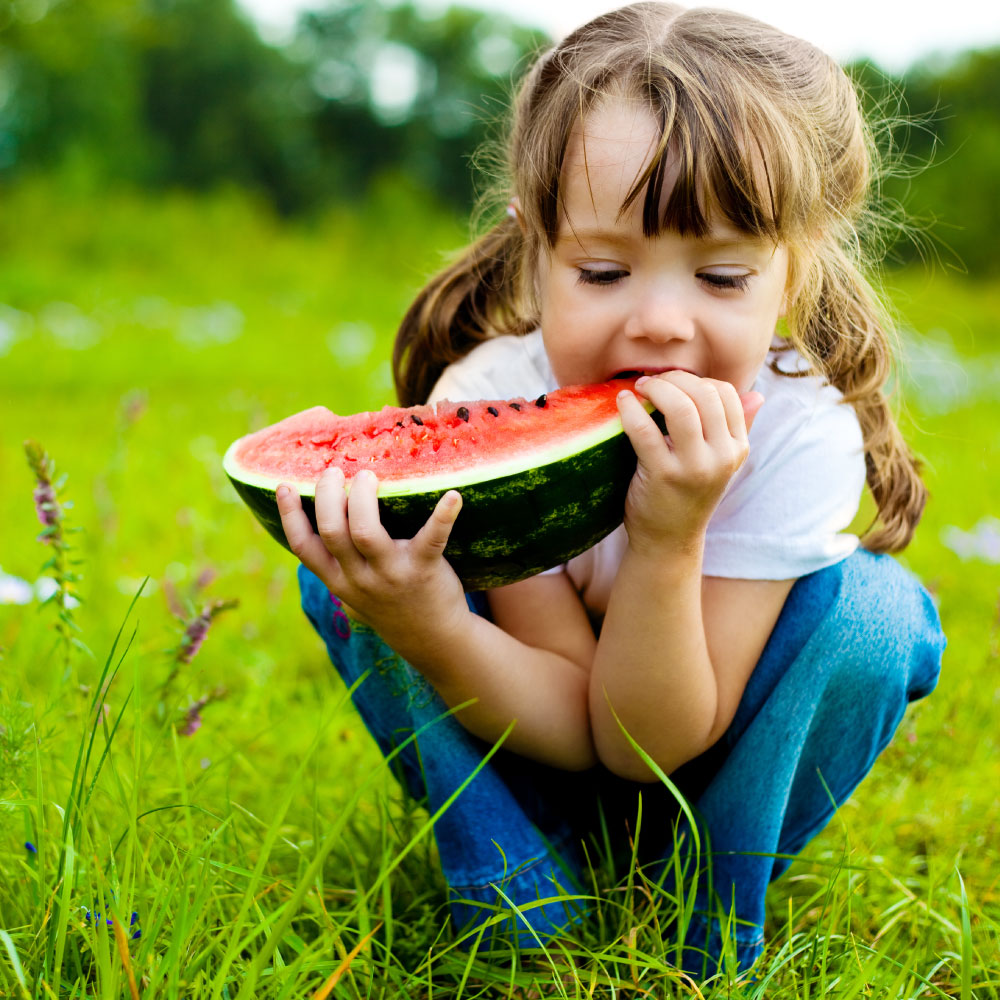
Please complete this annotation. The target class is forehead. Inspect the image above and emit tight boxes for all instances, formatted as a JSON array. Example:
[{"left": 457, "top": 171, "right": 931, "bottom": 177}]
[
  {"left": 556, "top": 93, "right": 783, "bottom": 247},
  {"left": 561, "top": 99, "right": 665, "bottom": 227}
]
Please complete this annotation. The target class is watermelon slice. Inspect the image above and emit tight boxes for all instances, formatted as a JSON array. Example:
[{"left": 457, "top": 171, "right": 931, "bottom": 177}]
[{"left": 223, "top": 378, "right": 659, "bottom": 590}]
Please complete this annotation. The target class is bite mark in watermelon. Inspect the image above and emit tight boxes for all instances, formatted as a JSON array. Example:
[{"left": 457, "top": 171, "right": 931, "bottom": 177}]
[{"left": 223, "top": 378, "right": 660, "bottom": 590}]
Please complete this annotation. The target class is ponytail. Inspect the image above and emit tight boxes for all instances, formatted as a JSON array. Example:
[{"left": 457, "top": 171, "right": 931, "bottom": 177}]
[
  {"left": 785, "top": 249, "right": 926, "bottom": 553},
  {"left": 392, "top": 215, "right": 537, "bottom": 407}
]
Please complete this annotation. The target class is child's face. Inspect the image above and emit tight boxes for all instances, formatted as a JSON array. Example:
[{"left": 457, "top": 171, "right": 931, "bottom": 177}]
[{"left": 536, "top": 98, "right": 789, "bottom": 392}]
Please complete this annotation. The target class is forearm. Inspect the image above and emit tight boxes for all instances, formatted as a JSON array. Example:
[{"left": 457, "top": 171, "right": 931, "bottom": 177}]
[
  {"left": 382, "top": 606, "right": 597, "bottom": 771},
  {"left": 589, "top": 541, "right": 719, "bottom": 781}
]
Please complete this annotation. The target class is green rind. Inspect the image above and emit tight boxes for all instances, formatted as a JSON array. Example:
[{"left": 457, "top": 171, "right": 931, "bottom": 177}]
[{"left": 226, "top": 415, "right": 663, "bottom": 590}]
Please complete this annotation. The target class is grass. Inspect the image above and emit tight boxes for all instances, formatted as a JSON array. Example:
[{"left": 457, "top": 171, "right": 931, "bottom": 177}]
[{"left": 1, "top": 178, "right": 998, "bottom": 997}]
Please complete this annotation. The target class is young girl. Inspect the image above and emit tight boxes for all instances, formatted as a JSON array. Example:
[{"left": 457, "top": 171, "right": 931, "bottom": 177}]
[{"left": 276, "top": 1, "right": 945, "bottom": 974}]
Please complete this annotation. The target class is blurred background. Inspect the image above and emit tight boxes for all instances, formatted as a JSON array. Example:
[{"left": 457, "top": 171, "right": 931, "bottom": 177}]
[
  {"left": 2, "top": 0, "right": 998, "bottom": 259},
  {"left": 1, "top": 0, "right": 998, "bottom": 653}
]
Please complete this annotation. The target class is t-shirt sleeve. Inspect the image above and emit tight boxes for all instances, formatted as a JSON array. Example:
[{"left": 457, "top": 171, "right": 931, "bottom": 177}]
[
  {"left": 702, "top": 375, "right": 866, "bottom": 580},
  {"left": 427, "top": 332, "right": 554, "bottom": 404}
]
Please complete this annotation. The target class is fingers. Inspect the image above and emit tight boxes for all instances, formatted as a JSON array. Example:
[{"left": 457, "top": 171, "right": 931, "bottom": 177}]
[
  {"left": 276, "top": 480, "right": 344, "bottom": 584},
  {"left": 617, "top": 388, "right": 673, "bottom": 468},
  {"left": 412, "top": 490, "right": 463, "bottom": 560},
  {"left": 619, "top": 372, "right": 765, "bottom": 489},
  {"left": 740, "top": 390, "right": 765, "bottom": 432},
  {"left": 343, "top": 469, "right": 393, "bottom": 561}
]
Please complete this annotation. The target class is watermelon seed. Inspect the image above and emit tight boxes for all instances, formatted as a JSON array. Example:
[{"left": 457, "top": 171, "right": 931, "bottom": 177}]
[
  {"left": 395, "top": 420, "right": 404, "bottom": 428},
  {"left": 487, "top": 406, "right": 499, "bottom": 417},
  {"left": 456, "top": 406, "right": 470, "bottom": 422},
  {"left": 509, "top": 402, "right": 522, "bottom": 411},
  {"left": 535, "top": 394, "right": 547, "bottom": 408},
  {"left": 411, "top": 415, "right": 424, "bottom": 426}
]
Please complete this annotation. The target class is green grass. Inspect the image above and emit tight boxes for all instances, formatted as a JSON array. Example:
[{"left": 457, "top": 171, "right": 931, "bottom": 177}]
[{"left": 1, "top": 179, "right": 998, "bottom": 997}]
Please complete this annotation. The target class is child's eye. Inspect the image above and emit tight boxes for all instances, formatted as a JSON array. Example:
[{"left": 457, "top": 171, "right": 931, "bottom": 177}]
[
  {"left": 576, "top": 268, "right": 628, "bottom": 286},
  {"left": 698, "top": 272, "right": 751, "bottom": 291}
]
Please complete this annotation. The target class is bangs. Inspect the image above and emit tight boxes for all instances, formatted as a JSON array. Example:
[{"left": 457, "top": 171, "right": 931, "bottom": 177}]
[{"left": 619, "top": 81, "right": 786, "bottom": 243}]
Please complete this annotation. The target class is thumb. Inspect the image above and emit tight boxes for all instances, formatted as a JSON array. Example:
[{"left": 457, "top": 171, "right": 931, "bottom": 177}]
[
  {"left": 414, "top": 490, "right": 463, "bottom": 559},
  {"left": 740, "top": 391, "right": 765, "bottom": 432}
]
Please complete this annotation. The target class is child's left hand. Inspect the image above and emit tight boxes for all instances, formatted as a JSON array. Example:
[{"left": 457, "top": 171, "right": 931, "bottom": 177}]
[
  {"left": 276, "top": 467, "right": 470, "bottom": 651},
  {"left": 616, "top": 371, "right": 764, "bottom": 551}
]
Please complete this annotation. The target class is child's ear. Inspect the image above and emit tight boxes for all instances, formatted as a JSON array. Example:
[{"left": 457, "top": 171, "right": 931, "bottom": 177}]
[{"left": 506, "top": 196, "right": 526, "bottom": 233}]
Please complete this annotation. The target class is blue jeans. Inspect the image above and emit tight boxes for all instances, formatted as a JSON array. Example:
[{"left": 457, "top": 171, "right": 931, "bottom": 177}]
[{"left": 298, "top": 549, "right": 944, "bottom": 975}]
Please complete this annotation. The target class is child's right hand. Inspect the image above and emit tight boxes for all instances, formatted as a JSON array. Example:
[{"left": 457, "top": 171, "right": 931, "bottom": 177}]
[
  {"left": 616, "top": 372, "right": 764, "bottom": 553},
  {"left": 275, "top": 467, "right": 470, "bottom": 654}
]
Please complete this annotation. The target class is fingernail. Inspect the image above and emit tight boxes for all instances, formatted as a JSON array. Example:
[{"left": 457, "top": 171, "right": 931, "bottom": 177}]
[
  {"left": 276, "top": 485, "right": 290, "bottom": 499},
  {"left": 617, "top": 389, "right": 633, "bottom": 400},
  {"left": 634, "top": 375, "right": 650, "bottom": 387}
]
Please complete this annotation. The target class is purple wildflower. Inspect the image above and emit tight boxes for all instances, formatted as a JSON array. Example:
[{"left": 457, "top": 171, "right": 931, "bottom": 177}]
[
  {"left": 174, "top": 598, "right": 238, "bottom": 665},
  {"left": 33, "top": 480, "right": 60, "bottom": 534},
  {"left": 180, "top": 695, "right": 208, "bottom": 736},
  {"left": 25, "top": 841, "right": 37, "bottom": 855},
  {"left": 25, "top": 440, "right": 61, "bottom": 542},
  {"left": 178, "top": 610, "right": 212, "bottom": 664},
  {"left": 178, "top": 685, "right": 227, "bottom": 737}
]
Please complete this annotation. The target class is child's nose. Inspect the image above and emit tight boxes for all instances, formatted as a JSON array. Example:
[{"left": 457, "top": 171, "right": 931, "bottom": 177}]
[{"left": 623, "top": 283, "right": 696, "bottom": 344}]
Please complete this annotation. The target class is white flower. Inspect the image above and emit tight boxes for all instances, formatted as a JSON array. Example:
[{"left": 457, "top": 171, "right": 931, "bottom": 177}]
[
  {"left": 941, "top": 517, "right": 1000, "bottom": 564},
  {"left": 0, "top": 569, "right": 33, "bottom": 605}
]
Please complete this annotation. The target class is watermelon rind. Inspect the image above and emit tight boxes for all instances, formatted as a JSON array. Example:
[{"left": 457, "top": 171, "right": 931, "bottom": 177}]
[{"left": 223, "top": 403, "right": 662, "bottom": 590}]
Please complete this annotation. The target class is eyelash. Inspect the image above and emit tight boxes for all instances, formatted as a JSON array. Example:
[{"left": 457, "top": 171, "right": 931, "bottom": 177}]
[
  {"left": 699, "top": 272, "right": 751, "bottom": 292},
  {"left": 575, "top": 269, "right": 751, "bottom": 291},
  {"left": 576, "top": 269, "right": 627, "bottom": 286}
]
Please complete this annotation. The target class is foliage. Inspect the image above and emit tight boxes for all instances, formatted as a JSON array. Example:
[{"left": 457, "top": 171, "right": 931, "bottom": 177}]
[
  {"left": 850, "top": 47, "right": 1000, "bottom": 275},
  {"left": 0, "top": 0, "right": 547, "bottom": 210},
  {"left": 3, "top": 0, "right": 998, "bottom": 272}
]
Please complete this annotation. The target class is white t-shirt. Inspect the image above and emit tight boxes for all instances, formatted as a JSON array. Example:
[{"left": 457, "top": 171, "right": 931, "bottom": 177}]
[{"left": 429, "top": 331, "right": 865, "bottom": 616}]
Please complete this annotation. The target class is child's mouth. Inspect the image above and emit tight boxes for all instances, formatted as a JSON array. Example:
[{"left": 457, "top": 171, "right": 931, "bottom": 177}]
[{"left": 609, "top": 367, "right": 693, "bottom": 381}]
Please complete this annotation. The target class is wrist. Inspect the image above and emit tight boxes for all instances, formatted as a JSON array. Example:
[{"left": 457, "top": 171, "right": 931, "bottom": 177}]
[
  {"left": 624, "top": 529, "right": 705, "bottom": 576},
  {"left": 383, "top": 600, "right": 476, "bottom": 680}
]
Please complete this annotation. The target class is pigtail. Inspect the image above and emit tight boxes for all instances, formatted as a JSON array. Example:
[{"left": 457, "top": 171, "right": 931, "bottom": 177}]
[
  {"left": 786, "top": 249, "right": 926, "bottom": 553},
  {"left": 392, "top": 215, "right": 537, "bottom": 407}
]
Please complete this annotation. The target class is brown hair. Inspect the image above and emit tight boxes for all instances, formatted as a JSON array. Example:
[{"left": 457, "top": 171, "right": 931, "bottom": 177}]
[{"left": 393, "top": 1, "right": 925, "bottom": 552}]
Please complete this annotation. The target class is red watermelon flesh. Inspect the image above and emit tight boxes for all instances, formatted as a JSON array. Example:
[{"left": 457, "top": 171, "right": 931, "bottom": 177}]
[{"left": 226, "top": 380, "right": 638, "bottom": 496}]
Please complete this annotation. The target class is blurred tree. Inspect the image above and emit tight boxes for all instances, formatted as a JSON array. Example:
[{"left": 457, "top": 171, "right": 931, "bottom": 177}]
[
  {"left": 851, "top": 48, "right": 1000, "bottom": 275},
  {"left": 1, "top": 0, "right": 996, "bottom": 268},
  {"left": 0, "top": 0, "right": 155, "bottom": 182},
  {"left": 290, "top": 1, "right": 546, "bottom": 207},
  {"left": 139, "top": 0, "right": 318, "bottom": 212},
  {"left": 0, "top": 0, "right": 546, "bottom": 212}
]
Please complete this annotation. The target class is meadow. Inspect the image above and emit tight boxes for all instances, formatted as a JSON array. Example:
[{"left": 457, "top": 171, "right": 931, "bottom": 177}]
[{"left": 1, "top": 178, "right": 998, "bottom": 998}]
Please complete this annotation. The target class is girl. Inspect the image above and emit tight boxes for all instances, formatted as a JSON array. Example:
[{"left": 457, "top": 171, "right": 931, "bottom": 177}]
[{"left": 276, "top": 1, "right": 945, "bottom": 975}]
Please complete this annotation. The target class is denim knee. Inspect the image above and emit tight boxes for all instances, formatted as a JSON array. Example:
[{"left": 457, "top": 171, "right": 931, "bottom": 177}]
[{"left": 815, "top": 551, "right": 943, "bottom": 709}]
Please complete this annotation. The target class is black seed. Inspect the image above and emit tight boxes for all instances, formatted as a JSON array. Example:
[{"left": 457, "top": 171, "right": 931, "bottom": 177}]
[
  {"left": 534, "top": 394, "right": 547, "bottom": 408},
  {"left": 509, "top": 402, "right": 521, "bottom": 411},
  {"left": 395, "top": 420, "right": 404, "bottom": 427},
  {"left": 487, "top": 406, "right": 499, "bottom": 417},
  {"left": 456, "top": 406, "right": 469, "bottom": 422},
  {"left": 411, "top": 414, "right": 423, "bottom": 426}
]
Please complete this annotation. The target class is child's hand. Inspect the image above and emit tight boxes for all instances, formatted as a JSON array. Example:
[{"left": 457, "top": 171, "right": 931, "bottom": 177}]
[
  {"left": 616, "top": 372, "right": 764, "bottom": 551},
  {"left": 275, "top": 468, "right": 469, "bottom": 650}
]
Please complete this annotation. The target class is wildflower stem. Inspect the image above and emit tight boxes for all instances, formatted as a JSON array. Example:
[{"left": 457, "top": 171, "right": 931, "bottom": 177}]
[{"left": 24, "top": 440, "right": 81, "bottom": 674}]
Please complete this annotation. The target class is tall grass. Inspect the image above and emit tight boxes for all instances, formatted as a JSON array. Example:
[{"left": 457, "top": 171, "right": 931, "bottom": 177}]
[{"left": 1, "top": 179, "right": 998, "bottom": 996}]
